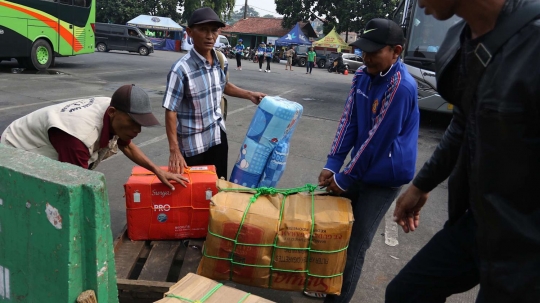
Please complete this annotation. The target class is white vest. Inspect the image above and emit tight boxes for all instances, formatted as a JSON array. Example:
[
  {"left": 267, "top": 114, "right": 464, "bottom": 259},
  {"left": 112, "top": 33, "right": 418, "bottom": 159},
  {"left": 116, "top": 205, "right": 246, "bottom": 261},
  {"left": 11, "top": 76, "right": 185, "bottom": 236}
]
[{"left": 0, "top": 97, "right": 119, "bottom": 169}]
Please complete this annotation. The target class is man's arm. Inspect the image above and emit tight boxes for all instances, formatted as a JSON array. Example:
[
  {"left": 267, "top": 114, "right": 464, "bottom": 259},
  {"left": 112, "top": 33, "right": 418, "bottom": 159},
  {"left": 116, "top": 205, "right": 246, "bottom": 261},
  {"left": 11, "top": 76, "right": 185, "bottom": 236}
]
[
  {"left": 119, "top": 142, "right": 188, "bottom": 190},
  {"left": 224, "top": 82, "right": 265, "bottom": 105},
  {"left": 165, "top": 109, "right": 187, "bottom": 174}
]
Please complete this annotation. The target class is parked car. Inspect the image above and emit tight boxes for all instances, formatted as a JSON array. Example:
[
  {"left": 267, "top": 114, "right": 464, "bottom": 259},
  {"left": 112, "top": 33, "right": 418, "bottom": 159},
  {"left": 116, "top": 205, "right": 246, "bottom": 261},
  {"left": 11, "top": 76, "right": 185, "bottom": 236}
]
[
  {"left": 95, "top": 23, "right": 154, "bottom": 56},
  {"left": 328, "top": 52, "right": 364, "bottom": 71},
  {"left": 214, "top": 35, "right": 230, "bottom": 48}
]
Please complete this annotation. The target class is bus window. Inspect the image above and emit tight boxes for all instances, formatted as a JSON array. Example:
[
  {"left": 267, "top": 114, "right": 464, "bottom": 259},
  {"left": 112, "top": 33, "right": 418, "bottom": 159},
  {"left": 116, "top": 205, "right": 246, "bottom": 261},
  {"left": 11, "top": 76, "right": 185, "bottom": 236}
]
[
  {"left": 406, "top": 7, "right": 460, "bottom": 60},
  {"left": 59, "top": 0, "right": 72, "bottom": 5}
]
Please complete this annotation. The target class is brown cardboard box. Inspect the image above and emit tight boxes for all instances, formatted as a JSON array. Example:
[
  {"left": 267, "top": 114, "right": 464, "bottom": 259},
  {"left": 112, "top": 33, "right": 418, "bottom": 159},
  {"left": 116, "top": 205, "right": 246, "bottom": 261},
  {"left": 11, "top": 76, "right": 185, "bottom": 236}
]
[
  {"left": 155, "top": 273, "right": 274, "bottom": 303},
  {"left": 197, "top": 180, "right": 354, "bottom": 295}
]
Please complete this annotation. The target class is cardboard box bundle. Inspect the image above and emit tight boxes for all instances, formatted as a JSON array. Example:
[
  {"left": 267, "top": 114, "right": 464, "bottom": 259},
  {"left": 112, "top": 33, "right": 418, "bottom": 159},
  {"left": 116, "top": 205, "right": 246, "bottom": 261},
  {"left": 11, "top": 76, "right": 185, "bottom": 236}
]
[
  {"left": 155, "top": 273, "right": 274, "bottom": 303},
  {"left": 197, "top": 180, "right": 354, "bottom": 295},
  {"left": 124, "top": 166, "right": 218, "bottom": 240}
]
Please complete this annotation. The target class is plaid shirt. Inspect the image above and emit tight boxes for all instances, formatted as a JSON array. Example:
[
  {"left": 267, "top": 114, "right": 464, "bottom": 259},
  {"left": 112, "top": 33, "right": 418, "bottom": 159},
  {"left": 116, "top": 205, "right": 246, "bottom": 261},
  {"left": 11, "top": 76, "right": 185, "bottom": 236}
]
[{"left": 163, "top": 48, "right": 228, "bottom": 157}]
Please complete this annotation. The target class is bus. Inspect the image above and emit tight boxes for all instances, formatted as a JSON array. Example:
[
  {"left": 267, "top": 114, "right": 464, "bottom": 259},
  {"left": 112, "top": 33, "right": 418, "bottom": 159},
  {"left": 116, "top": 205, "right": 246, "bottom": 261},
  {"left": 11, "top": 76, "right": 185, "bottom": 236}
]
[
  {"left": 392, "top": 0, "right": 461, "bottom": 114},
  {"left": 0, "top": 0, "right": 95, "bottom": 70}
]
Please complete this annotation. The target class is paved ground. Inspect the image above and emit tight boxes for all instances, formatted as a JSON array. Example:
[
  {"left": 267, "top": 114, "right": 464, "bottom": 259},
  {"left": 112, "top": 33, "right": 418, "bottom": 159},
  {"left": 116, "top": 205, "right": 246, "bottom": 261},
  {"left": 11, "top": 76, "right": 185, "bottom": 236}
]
[{"left": 0, "top": 50, "right": 477, "bottom": 302}]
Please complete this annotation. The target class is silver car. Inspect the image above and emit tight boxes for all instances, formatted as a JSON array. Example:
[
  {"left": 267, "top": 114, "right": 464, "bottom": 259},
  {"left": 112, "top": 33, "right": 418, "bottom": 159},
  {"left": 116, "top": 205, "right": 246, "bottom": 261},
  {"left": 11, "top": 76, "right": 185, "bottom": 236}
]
[{"left": 342, "top": 53, "right": 364, "bottom": 71}]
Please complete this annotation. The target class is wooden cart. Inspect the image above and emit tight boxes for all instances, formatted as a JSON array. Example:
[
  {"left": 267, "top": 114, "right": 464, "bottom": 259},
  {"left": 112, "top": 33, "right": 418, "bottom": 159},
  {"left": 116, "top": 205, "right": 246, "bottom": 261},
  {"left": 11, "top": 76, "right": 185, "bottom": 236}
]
[{"left": 113, "top": 228, "right": 204, "bottom": 303}]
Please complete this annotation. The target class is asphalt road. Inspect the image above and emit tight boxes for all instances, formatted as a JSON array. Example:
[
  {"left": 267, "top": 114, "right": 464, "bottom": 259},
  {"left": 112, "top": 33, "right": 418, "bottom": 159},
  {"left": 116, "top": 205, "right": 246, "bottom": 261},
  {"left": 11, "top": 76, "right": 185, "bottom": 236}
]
[{"left": 0, "top": 50, "right": 477, "bottom": 302}]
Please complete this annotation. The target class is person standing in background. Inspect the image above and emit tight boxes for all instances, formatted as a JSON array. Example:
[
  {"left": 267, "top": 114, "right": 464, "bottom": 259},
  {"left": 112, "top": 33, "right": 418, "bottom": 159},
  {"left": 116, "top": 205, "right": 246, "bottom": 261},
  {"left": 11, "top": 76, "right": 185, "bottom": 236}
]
[
  {"left": 257, "top": 42, "right": 266, "bottom": 72},
  {"left": 306, "top": 47, "right": 316, "bottom": 74},
  {"left": 264, "top": 42, "right": 274, "bottom": 72},
  {"left": 285, "top": 45, "right": 295, "bottom": 71},
  {"left": 234, "top": 39, "right": 245, "bottom": 71}
]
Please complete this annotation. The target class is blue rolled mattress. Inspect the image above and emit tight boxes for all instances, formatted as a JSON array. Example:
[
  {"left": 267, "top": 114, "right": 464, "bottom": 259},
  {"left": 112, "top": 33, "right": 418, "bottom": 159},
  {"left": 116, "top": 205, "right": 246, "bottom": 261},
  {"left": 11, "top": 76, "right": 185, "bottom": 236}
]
[{"left": 230, "top": 96, "right": 303, "bottom": 188}]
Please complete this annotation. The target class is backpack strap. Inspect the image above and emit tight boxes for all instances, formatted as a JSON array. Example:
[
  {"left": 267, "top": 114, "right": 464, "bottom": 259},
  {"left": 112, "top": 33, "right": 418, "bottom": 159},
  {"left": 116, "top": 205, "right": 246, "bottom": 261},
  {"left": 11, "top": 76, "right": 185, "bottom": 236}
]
[
  {"left": 215, "top": 50, "right": 229, "bottom": 82},
  {"left": 475, "top": 3, "right": 540, "bottom": 67}
]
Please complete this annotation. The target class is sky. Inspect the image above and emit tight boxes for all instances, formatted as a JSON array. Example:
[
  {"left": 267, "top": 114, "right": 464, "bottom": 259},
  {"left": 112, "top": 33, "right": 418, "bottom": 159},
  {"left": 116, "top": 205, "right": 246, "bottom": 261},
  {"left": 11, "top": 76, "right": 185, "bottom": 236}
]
[{"left": 234, "top": 0, "right": 282, "bottom": 17}]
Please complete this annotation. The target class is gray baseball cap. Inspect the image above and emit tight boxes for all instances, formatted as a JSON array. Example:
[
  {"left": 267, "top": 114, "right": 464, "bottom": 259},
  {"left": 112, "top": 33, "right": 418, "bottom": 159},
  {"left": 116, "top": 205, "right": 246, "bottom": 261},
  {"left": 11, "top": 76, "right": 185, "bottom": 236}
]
[{"left": 110, "top": 84, "right": 160, "bottom": 126}]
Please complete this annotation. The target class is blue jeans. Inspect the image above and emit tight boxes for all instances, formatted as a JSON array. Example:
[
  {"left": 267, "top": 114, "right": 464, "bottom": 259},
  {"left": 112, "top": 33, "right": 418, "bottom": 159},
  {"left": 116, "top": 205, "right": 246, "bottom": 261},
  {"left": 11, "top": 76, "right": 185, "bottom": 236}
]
[{"left": 324, "top": 181, "right": 402, "bottom": 303}]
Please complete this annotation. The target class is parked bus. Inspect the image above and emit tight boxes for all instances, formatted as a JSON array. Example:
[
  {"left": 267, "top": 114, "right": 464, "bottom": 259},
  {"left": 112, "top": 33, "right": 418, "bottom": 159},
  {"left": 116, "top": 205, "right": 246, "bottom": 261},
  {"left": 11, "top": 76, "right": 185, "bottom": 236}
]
[
  {"left": 0, "top": 0, "right": 95, "bottom": 70},
  {"left": 392, "top": 0, "right": 460, "bottom": 113}
]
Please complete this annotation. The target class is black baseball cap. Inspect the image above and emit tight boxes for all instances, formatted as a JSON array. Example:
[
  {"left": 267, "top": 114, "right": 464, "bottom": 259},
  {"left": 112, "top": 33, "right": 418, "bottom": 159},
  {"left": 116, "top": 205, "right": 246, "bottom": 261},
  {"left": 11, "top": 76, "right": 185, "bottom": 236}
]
[
  {"left": 188, "top": 7, "right": 226, "bottom": 28},
  {"left": 350, "top": 18, "right": 405, "bottom": 53},
  {"left": 110, "top": 84, "right": 160, "bottom": 127}
]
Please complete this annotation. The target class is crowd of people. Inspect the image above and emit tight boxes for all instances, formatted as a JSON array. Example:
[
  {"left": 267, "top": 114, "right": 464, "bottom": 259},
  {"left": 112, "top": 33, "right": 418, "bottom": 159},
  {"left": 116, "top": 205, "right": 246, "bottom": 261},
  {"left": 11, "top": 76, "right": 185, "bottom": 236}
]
[{"left": 2, "top": 2, "right": 539, "bottom": 302}]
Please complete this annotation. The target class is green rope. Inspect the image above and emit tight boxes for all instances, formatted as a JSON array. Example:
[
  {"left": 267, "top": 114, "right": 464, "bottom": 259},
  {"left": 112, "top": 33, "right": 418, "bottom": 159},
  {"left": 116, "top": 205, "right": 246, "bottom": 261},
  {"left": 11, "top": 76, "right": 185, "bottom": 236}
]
[
  {"left": 165, "top": 283, "right": 223, "bottom": 302},
  {"left": 205, "top": 184, "right": 348, "bottom": 288}
]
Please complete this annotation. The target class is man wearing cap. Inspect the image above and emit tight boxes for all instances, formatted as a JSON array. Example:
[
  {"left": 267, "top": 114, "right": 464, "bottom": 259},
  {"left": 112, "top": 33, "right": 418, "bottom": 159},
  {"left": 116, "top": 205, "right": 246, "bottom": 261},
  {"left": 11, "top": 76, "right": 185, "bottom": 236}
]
[
  {"left": 1, "top": 84, "right": 187, "bottom": 190},
  {"left": 264, "top": 42, "right": 274, "bottom": 72},
  {"left": 163, "top": 7, "right": 265, "bottom": 179},
  {"left": 314, "top": 18, "right": 419, "bottom": 302}
]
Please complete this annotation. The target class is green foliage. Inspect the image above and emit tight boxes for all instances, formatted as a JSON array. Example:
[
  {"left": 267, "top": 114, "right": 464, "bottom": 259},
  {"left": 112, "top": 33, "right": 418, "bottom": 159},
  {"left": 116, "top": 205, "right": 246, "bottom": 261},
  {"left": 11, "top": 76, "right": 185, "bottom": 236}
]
[
  {"left": 182, "top": 0, "right": 235, "bottom": 24},
  {"left": 224, "top": 5, "right": 260, "bottom": 25},
  {"left": 275, "top": 0, "right": 399, "bottom": 34},
  {"left": 96, "top": 0, "right": 184, "bottom": 24},
  {"left": 96, "top": 0, "right": 234, "bottom": 25},
  {"left": 262, "top": 14, "right": 276, "bottom": 18}
]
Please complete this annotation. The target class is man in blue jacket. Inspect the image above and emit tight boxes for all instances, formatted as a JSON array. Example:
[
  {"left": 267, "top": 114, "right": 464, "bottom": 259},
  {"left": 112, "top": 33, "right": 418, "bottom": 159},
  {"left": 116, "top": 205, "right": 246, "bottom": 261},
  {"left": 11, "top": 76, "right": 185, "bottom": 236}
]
[{"left": 316, "top": 18, "right": 419, "bottom": 303}]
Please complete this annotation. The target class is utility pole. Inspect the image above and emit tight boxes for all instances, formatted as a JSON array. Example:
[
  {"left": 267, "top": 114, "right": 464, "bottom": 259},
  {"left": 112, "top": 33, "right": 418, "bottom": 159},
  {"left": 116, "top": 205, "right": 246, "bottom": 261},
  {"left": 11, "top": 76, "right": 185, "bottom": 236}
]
[{"left": 243, "top": 0, "right": 248, "bottom": 19}]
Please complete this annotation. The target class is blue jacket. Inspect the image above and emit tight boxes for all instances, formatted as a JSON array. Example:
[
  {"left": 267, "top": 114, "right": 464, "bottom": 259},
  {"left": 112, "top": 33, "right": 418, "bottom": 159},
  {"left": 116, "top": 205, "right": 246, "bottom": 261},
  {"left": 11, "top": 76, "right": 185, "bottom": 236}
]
[
  {"left": 257, "top": 46, "right": 266, "bottom": 55},
  {"left": 234, "top": 44, "right": 245, "bottom": 52},
  {"left": 325, "top": 60, "right": 419, "bottom": 190},
  {"left": 265, "top": 46, "right": 274, "bottom": 58}
]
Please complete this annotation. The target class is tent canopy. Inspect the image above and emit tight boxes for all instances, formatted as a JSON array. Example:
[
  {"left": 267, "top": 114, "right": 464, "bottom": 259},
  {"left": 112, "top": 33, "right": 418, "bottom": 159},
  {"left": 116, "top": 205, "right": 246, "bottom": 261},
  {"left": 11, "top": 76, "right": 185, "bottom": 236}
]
[
  {"left": 127, "top": 15, "right": 183, "bottom": 31},
  {"left": 312, "top": 27, "right": 351, "bottom": 51},
  {"left": 275, "top": 23, "right": 312, "bottom": 46}
]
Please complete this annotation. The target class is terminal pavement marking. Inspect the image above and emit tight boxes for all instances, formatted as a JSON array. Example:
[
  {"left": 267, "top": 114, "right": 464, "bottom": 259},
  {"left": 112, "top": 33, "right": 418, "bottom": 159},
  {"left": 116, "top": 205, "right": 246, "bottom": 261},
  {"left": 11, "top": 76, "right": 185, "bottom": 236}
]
[
  {"left": 385, "top": 200, "right": 399, "bottom": 247},
  {"left": 0, "top": 96, "right": 105, "bottom": 112}
]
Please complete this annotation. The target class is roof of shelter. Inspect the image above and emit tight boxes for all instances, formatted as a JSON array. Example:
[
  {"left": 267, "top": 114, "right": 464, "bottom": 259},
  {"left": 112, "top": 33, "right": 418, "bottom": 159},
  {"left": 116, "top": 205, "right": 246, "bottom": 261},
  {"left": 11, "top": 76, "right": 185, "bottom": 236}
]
[{"left": 222, "top": 18, "right": 289, "bottom": 36}]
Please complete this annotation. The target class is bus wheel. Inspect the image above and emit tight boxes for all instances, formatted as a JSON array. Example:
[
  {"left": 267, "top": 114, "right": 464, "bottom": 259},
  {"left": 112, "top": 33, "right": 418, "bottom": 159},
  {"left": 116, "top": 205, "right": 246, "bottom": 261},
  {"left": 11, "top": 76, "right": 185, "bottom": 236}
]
[
  {"left": 30, "top": 39, "right": 52, "bottom": 70},
  {"left": 138, "top": 46, "right": 149, "bottom": 56},
  {"left": 96, "top": 43, "right": 108, "bottom": 52}
]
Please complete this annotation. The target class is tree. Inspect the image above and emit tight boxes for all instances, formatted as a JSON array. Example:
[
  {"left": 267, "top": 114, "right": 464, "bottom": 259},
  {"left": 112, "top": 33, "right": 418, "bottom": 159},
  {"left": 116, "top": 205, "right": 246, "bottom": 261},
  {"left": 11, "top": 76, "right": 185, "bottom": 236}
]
[
  {"left": 96, "top": 0, "right": 184, "bottom": 24},
  {"left": 275, "top": 0, "right": 399, "bottom": 36},
  {"left": 181, "top": 0, "right": 235, "bottom": 24},
  {"left": 224, "top": 5, "right": 260, "bottom": 24},
  {"left": 262, "top": 14, "right": 275, "bottom": 18}
]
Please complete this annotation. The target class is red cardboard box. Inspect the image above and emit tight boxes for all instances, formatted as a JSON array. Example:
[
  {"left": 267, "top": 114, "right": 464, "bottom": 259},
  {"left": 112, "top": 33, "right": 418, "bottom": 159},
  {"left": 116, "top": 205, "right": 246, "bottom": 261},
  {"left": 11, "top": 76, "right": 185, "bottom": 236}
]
[{"left": 124, "top": 165, "right": 217, "bottom": 240}]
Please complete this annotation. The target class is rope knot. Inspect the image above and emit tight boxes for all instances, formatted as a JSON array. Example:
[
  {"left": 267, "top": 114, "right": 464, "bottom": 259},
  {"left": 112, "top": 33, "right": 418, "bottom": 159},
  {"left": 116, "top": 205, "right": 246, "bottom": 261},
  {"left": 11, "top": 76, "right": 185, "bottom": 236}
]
[{"left": 249, "top": 187, "right": 278, "bottom": 203}]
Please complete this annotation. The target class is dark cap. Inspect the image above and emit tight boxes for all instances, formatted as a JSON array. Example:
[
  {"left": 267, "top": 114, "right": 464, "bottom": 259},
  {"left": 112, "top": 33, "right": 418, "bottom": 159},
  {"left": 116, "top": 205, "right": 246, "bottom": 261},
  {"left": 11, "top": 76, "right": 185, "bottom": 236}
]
[
  {"left": 110, "top": 84, "right": 160, "bottom": 127},
  {"left": 350, "top": 18, "right": 404, "bottom": 53},
  {"left": 188, "top": 7, "right": 226, "bottom": 28}
]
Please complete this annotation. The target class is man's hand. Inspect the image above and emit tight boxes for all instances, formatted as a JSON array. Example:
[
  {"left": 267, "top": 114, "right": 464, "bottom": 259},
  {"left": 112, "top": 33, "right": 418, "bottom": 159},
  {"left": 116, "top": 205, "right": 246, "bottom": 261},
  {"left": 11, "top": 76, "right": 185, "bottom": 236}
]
[
  {"left": 168, "top": 149, "right": 187, "bottom": 174},
  {"left": 155, "top": 169, "right": 189, "bottom": 191},
  {"left": 393, "top": 184, "right": 429, "bottom": 233},
  {"left": 318, "top": 169, "right": 334, "bottom": 187},
  {"left": 326, "top": 176, "right": 345, "bottom": 195},
  {"left": 248, "top": 91, "right": 266, "bottom": 105}
]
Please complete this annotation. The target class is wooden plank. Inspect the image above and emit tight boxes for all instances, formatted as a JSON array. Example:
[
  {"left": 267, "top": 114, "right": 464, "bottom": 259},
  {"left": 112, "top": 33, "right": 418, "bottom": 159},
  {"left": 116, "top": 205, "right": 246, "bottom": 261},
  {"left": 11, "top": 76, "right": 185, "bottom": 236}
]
[
  {"left": 113, "top": 226, "right": 128, "bottom": 254},
  {"left": 138, "top": 241, "right": 181, "bottom": 281},
  {"left": 117, "top": 278, "right": 174, "bottom": 293},
  {"left": 178, "top": 240, "right": 204, "bottom": 278},
  {"left": 114, "top": 234, "right": 146, "bottom": 279}
]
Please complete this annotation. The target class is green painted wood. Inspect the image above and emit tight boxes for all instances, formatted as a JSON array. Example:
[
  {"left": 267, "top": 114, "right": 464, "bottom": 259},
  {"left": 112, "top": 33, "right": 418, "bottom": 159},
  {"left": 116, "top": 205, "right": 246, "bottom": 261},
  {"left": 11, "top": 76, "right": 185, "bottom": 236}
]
[{"left": 0, "top": 144, "right": 118, "bottom": 303}]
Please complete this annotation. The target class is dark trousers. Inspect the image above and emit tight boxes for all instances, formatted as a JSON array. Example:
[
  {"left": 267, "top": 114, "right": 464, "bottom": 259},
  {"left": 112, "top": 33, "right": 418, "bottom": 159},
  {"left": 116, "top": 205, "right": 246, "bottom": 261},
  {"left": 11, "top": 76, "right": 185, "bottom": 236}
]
[
  {"left": 184, "top": 129, "right": 228, "bottom": 179},
  {"left": 307, "top": 61, "right": 314, "bottom": 73},
  {"left": 386, "top": 212, "right": 482, "bottom": 303},
  {"left": 258, "top": 56, "right": 264, "bottom": 69},
  {"left": 235, "top": 53, "right": 242, "bottom": 67},
  {"left": 266, "top": 56, "right": 271, "bottom": 70},
  {"left": 324, "top": 182, "right": 402, "bottom": 303}
]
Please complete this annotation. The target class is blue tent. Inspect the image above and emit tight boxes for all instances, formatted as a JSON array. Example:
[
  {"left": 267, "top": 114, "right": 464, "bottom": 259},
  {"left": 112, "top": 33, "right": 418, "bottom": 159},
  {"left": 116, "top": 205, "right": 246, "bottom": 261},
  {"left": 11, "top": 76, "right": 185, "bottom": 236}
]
[{"left": 275, "top": 23, "right": 312, "bottom": 46}]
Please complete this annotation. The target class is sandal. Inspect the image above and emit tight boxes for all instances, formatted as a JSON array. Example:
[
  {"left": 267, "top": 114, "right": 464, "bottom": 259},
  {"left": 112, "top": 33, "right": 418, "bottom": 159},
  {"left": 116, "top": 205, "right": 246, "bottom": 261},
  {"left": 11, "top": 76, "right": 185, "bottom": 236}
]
[{"left": 303, "top": 291, "right": 327, "bottom": 298}]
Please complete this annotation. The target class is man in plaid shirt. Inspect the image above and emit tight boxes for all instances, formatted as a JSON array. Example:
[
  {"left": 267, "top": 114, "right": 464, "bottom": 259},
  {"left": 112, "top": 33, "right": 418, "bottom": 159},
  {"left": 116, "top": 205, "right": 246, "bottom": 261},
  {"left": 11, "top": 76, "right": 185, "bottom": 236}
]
[{"left": 163, "top": 7, "right": 265, "bottom": 178}]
